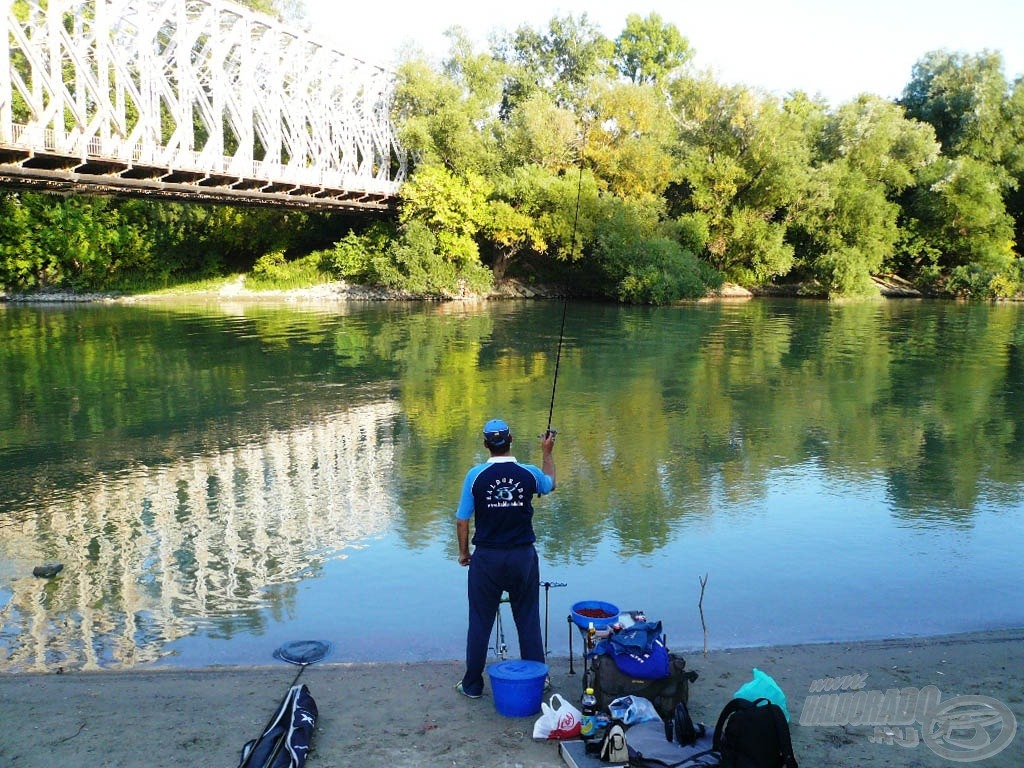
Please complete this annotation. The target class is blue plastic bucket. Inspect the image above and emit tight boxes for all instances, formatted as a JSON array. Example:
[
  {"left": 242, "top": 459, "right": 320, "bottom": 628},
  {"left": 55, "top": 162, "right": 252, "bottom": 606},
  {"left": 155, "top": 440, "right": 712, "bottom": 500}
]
[
  {"left": 570, "top": 600, "right": 620, "bottom": 631},
  {"left": 487, "top": 660, "right": 548, "bottom": 717}
]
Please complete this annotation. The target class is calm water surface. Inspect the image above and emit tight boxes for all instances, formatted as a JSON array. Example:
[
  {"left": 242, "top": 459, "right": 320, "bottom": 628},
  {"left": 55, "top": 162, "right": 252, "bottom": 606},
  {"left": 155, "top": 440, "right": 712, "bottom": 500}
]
[{"left": 0, "top": 298, "right": 1022, "bottom": 671}]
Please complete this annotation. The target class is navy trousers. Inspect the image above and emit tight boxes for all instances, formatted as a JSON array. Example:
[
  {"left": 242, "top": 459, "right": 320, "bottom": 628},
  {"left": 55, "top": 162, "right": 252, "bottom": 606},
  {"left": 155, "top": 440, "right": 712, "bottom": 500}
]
[{"left": 460, "top": 545, "right": 544, "bottom": 696}]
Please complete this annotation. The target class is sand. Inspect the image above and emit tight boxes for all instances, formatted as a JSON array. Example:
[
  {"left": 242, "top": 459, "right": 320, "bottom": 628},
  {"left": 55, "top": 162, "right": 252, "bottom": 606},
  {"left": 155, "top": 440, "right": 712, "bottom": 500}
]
[{"left": 0, "top": 629, "right": 1020, "bottom": 767}]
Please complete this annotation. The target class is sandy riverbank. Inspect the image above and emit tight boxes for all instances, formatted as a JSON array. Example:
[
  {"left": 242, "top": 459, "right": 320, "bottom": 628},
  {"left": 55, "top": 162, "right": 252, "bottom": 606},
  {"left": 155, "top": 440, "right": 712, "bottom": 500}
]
[{"left": 0, "top": 628, "right": 1019, "bottom": 767}]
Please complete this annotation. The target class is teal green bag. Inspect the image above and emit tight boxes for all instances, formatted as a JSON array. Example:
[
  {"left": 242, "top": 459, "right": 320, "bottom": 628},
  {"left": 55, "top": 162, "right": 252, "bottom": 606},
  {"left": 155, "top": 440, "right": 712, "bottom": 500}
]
[{"left": 733, "top": 667, "right": 791, "bottom": 721}]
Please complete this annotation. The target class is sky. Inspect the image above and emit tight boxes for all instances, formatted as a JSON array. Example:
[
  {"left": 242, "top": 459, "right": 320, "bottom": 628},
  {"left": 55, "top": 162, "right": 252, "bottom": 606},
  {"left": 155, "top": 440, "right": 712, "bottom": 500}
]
[{"left": 302, "top": 0, "right": 1024, "bottom": 106}]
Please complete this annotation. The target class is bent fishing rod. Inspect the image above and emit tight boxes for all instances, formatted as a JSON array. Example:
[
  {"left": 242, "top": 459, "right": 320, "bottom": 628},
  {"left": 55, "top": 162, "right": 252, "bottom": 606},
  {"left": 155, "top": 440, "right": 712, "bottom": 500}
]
[{"left": 543, "top": 153, "right": 585, "bottom": 439}]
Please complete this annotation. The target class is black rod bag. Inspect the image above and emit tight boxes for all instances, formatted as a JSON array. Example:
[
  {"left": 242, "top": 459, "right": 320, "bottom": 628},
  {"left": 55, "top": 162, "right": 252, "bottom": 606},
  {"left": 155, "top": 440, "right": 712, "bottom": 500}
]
[{"left": 238, "top": 684, "right": 318, "bottom": 768}]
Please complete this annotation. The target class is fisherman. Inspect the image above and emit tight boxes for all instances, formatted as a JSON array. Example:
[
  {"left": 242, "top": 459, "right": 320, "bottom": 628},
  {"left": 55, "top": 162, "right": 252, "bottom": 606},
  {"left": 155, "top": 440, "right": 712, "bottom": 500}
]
[{"left": 455, "top": 419, "right": 557, "bottom": 698}]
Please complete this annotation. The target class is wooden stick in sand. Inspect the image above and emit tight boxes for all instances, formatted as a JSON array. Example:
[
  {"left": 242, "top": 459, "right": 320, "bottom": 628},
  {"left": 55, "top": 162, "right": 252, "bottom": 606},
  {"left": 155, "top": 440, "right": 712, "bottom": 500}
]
[{"left": 698, "top": 573, "right": 709, "bottom": 657}]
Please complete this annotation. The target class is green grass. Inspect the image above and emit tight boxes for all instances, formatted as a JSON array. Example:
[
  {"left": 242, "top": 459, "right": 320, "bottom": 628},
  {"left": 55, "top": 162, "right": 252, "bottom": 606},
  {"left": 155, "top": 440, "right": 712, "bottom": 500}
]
[
  {"left": 244, "top": 252, "right": 336, "bottom": 291},
  {"left": 99, "top": 273, "right": 247, "bottom": 296},
  {"left": 149, "top": 274, "right": 246, "bottom": 295},
  {"left": 98, "top": 251, "right": 340, "bottom": 296}
]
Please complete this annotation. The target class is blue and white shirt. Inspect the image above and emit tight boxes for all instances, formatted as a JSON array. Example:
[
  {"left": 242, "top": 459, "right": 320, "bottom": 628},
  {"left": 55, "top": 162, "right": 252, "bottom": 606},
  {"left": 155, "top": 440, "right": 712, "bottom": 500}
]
[{"left": 456, "top": 456, "right": 554, "bottom": 548}]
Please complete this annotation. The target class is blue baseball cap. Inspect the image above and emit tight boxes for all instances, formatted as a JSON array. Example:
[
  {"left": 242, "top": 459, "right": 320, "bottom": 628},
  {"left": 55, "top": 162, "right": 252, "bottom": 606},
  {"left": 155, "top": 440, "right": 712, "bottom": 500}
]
[{"left": 482, "top": 419, "right": 511, "bottom": 448}]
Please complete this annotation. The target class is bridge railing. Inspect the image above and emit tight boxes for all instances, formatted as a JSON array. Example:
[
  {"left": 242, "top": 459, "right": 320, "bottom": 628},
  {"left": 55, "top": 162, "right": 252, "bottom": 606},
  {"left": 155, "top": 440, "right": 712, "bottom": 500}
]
[{"left": 1, "top": 0, "right": 406, "bottom": 210}]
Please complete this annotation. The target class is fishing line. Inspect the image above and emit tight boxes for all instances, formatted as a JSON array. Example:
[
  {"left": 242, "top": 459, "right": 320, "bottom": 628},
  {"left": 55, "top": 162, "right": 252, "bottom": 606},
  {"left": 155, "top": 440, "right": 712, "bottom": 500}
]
[{"left": 544, "top": 153, "right": 585, "bottom": 436}]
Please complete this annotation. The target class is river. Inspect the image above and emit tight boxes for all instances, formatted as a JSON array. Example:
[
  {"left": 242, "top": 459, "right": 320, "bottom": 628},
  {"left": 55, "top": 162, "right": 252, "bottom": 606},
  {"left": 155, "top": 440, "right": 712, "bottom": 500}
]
[{"left": 0, "top": 297, "right": 1022, "bottom": 671}]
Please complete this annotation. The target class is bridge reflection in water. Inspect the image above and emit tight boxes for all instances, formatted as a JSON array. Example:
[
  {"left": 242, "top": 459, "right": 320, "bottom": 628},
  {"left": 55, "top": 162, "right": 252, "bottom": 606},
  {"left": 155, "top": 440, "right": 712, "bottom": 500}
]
[{"left": 0, "top": 401, "right": 399, "bottom": 672}]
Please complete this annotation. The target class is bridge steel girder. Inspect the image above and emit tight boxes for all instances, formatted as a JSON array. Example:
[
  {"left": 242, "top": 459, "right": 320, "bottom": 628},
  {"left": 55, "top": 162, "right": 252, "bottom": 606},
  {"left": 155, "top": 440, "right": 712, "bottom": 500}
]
[{"left": 0, "top": 0, "right": 406, "bottom": 211}]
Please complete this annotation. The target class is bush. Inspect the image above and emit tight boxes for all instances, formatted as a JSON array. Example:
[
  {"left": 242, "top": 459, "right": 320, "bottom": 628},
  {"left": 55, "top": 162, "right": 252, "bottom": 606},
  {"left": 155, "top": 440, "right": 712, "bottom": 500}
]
[
  {"left": 249, "top": 250, "right": 289, "bottom": 283},
  {"left": 370, "top": 221, "right": 494, "bottom": 298},
  {"left": 614, "top": 236, "right": 710, "bottom": 304},
  {"left": 319, "top": 224, "right": 393, "bottom": 282},
  {"left": 946, "top": 262, "right": 1023, "bottom": 299},
  {"left": 320, "top": 233, "right": 373, "bottom": 280}
]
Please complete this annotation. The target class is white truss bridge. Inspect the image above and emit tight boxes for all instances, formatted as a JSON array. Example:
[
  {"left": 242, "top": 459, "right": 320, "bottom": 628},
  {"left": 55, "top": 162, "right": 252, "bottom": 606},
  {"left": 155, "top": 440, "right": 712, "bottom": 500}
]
[{"left": 0, "top": 0, "right": 405, "bottom": 211}]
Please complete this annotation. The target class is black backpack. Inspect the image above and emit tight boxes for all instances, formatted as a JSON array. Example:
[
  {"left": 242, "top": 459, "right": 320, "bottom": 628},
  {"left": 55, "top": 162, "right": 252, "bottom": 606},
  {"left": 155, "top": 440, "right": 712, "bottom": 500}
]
[{"left": 713, "top": 697, "right": 798, "bottom": 768}]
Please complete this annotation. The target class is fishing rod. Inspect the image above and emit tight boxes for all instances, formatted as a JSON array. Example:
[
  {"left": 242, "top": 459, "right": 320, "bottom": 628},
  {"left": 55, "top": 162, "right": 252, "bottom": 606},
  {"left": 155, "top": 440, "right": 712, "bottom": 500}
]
[{"left": 543, "top": 151, "right": 586, "bottom": 438}]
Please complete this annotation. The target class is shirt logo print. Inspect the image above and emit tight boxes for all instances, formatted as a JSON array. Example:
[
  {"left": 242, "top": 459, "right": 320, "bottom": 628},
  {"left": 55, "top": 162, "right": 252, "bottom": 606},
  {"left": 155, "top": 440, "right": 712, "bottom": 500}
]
[{"left": 486, "top": 477, "right": 525, "bottom": 507}]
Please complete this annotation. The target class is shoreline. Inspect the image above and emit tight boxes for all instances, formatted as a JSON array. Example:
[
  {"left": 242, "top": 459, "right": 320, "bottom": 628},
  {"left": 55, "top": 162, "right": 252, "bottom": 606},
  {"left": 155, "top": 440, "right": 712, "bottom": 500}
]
[
  {"left": 0, "top": 275, "right": 936, "bottom": 305},
  {"left": 0, "top": 276, "right": 573, "bottom": 304},
  {"left": 1, "top": 627, "right": 1019, "bottom": 767}
]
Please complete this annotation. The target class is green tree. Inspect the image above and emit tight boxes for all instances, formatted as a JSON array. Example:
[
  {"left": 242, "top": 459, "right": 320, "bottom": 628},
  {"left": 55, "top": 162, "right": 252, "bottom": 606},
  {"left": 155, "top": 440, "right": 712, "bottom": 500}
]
[
  {"left": 372, "top": 220, "right": 451, "bottom": 295},
  {"left": 497, "top": 13, "right": 614, "bottom": 115},
  {"left": 797, "top": 164, "right": 899, "bottom": 296},
  {"left": 898, "top": 50, "right": 1022, "bottom": 295},
  {"left": 500, "top": 91, "right": 580, "bottom": 173},
  {"left": 900, "top": 50, "right": 1016, "bottom": 168},
  {"left": 591, "top": 197, "right": 713, "bottom": 303},
  {"left": 393, "top": 44, "right": 498, "bottom": 176},
  {"left": 392, "top": 165, "right": 494, "bottom": 295},
  {"left": 399, "top": 165, "right": 491, "bottom": 263},
  {"left": 613, "top": 12, "right": 693, "bottom": 85},
  {"left": 481, "top": 174, "right": 550, "bottom": 282},
  {"left": 1007, "top": 78, "right": 1024, "bottom": 256},
  {"left": 793, "top": 95, "right": 939, "bottom": 296},
  {"left": 388, "top": 15, "right": 732, "bottom": 300},
  {"left": 586, "top": 82, "right": 678, "bottom": 202},
  {"left": 899, "top": 156, "right": 1017, "bottom": 295},
  {"left": 0, "top": 194, "right": 157, "bottom": 290},
  {"left": 485, "top": 163, "right": 602, "bottom": 277},
  {"left": 319, "top": 224, "right": 393, "bottom": 283},
  {"left": 669, "top": 77, "right": 813, "bottom": 284}
]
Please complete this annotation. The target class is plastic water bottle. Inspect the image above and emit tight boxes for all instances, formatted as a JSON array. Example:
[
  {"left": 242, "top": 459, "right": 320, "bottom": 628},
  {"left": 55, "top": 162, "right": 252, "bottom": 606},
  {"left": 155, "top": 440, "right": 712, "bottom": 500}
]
[{"left": 580, "top": 687, "right": 598, "bottom": 737}]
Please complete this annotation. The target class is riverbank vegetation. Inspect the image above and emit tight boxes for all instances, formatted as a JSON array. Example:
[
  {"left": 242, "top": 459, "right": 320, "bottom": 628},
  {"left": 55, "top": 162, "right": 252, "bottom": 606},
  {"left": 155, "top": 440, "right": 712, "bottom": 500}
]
[{"left": 1, "top": 7, "right": 1022, "bottom": 303}]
